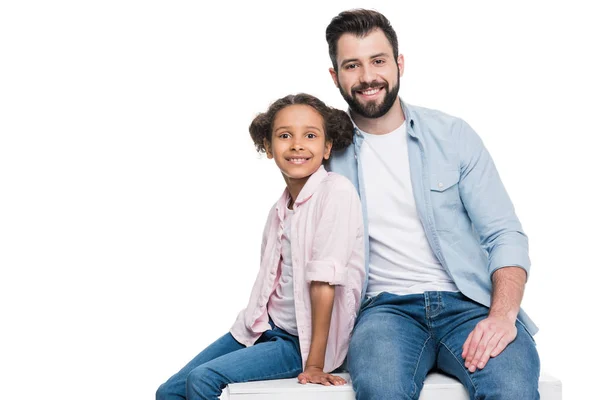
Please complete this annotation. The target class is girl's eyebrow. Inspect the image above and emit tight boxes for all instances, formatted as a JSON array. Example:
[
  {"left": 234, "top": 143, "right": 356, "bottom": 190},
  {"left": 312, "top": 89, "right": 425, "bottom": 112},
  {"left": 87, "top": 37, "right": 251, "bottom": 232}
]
[{"left": 274, "top": 125, "right": 323, "bottom": 132}]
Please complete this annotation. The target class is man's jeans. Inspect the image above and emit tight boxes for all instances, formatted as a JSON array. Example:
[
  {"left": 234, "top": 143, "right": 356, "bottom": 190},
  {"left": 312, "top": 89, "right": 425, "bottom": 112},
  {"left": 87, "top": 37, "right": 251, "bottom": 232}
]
[
  {"left": 347, "top": 291, "right": 540, "bottom": 400},
  {"left": 156, "top": 322, "right": 302, "bottom": 400}
]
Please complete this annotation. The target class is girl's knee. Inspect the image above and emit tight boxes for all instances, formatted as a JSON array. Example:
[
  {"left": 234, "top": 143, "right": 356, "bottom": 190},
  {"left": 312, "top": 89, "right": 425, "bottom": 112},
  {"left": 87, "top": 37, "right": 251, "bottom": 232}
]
[
  {"left": 186, "top": 365, "right": 224, "bottom": 399},
  {"left": 155, "top": 382, "right": 177, "bottom": 400}
]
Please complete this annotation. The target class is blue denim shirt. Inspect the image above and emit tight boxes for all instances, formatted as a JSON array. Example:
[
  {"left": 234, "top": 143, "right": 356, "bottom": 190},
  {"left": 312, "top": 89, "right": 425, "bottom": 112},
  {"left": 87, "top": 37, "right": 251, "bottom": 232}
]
[{"left": 327, "top": 100, "right": 537, "bottom": 335}]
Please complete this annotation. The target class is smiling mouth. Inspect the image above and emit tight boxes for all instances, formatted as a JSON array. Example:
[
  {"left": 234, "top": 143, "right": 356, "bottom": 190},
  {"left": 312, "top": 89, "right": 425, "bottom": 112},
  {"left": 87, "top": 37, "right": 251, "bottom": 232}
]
[
  {"left": 357, "top": 87, "right": 382, "bottom": 96},
  {"left": 353, "top": 84, "right": 385, "bottom": 100},
  {"left": 286, "top": 157, "right": 312, "bottom": 164}
]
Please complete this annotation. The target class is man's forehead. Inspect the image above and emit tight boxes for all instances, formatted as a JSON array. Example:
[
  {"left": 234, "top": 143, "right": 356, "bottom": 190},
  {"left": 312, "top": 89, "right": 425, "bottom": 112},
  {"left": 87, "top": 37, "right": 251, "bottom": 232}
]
[{"left": 336, "top": 29, "right": 393, "bottom": 60}]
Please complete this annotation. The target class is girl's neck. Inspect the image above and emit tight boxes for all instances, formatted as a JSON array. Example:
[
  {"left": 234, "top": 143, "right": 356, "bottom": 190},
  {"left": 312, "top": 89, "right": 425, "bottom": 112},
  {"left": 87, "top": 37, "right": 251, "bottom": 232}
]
[{"left": 283, "top": 175, "right": 309, "bottom": 206}]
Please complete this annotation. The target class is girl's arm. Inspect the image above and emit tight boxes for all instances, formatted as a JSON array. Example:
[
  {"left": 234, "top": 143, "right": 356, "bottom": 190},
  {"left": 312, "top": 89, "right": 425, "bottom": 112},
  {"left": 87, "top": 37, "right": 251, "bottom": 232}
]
[{"left": 297, "top": 281, "right": 346, "bottom": 386}]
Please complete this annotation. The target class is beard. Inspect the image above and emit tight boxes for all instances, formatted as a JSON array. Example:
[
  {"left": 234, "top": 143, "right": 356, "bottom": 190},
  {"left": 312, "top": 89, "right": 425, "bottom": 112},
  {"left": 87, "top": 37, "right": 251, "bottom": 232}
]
[{"left": 339, "top": 72, "right": 400, "bottom": 119}]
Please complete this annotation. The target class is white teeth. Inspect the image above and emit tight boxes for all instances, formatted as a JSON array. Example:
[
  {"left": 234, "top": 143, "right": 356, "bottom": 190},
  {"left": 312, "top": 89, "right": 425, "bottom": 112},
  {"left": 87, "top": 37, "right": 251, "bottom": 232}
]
[
  {"left": 289, "top": 158, "right": 308, "bottom": 164},
  {"left": 362, "top": 88, "right": 380, "bottom": 95}
]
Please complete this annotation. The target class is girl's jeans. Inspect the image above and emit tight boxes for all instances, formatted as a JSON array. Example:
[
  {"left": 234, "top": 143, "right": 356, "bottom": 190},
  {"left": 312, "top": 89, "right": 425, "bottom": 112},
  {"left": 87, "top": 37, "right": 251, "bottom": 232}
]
[{"left": 156, "top": 322, "right": 302, "bottom": 400}]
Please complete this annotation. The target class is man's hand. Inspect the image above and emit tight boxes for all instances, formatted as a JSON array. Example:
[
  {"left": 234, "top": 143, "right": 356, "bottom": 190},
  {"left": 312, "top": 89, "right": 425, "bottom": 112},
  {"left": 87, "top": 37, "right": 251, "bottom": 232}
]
[
  {"left": 462, "top": 315, "right": 517, "bottom": 373},
  {"left": 298, "top": 366, "right": 346, "bottom": 386}
]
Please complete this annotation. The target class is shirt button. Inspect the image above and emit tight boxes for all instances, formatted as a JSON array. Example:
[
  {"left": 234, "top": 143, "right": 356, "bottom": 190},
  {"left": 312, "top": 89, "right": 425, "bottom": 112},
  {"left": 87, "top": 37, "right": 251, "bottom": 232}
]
[{"left": 438, "top": 182, "right": 444, "bottom": 189}]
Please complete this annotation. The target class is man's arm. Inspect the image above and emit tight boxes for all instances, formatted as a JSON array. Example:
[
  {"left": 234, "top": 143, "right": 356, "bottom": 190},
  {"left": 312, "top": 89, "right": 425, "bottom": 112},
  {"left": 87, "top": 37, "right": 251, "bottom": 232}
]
[
  {"left": 455, "top": 119, "right": 530, "bottom": 372},
  {"left": 462, "top": 266, "right": 526, "bottom": 372}
]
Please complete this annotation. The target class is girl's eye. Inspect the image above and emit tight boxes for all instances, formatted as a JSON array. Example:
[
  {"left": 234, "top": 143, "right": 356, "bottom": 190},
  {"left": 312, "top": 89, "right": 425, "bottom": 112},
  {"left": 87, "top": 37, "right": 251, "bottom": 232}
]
[
  {"left": 279, "top": 133, "right": 290, "bottom": 139},
  {"left": 307, "top": 133, "right": 316, "bottom": 139}
]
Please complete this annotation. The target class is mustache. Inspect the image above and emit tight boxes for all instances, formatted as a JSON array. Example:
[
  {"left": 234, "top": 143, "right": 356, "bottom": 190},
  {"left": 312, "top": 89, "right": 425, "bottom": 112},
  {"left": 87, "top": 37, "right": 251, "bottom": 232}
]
[{"left": 351, "top": 81, "right": 387, "bottom": 94}]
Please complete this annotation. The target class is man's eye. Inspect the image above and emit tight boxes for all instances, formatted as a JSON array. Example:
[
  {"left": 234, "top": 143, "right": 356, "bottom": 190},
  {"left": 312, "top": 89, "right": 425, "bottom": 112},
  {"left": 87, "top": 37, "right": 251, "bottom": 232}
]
[
  {"left": 345, "top": 63, "right": 358, "bottom": 70},
  {"left": 374, "top": 59, "right": 385, "bottom": 65}
]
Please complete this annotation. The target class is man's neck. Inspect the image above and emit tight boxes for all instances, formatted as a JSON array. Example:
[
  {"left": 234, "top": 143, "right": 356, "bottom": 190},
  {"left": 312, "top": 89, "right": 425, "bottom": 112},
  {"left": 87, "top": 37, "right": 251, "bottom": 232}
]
[{"left": 351, "top": 97, "right": 405, "bottom": 135}]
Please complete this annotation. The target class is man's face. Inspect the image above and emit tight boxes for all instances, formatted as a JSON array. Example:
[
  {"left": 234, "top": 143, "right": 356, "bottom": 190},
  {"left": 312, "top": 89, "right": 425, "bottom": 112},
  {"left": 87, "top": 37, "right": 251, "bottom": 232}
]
[{"left": 330, "top": 29, "right": 404, "bottom": 119}]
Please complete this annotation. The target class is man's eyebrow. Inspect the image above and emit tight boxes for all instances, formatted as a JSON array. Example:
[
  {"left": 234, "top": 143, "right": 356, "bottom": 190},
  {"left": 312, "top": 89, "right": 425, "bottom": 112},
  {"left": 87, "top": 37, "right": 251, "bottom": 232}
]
[
  {"left": 340, "top": 57, "right": 360, "bottom": 66},
  {"left": 340, "top": 52, "right": 391, "bottom": 66},
  {"left": 370, "top": 52, "right": 390, "bottom": 59}
]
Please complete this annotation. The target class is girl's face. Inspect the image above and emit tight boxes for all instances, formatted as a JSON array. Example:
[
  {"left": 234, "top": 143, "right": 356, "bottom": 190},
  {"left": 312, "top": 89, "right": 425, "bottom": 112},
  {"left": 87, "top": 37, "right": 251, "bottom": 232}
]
[{"left": 265, "top": 104, "right": 332, "bottom": 188}]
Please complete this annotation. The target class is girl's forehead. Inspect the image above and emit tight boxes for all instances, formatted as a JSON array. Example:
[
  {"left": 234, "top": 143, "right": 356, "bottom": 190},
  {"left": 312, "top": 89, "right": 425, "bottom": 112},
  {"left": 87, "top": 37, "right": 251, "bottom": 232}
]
[{"left": 273, "top": 105, "right": 325, "bottom": 130}]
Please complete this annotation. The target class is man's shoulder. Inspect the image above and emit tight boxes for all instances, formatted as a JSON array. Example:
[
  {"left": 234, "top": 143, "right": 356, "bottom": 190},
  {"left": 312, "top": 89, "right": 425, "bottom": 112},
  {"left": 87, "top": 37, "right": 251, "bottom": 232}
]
[
  {"left": 404, "top": 102, "right": 465, "bottom": 130},
  {"left": 403, "top": 102, "right": 476, "bottom": 146}
]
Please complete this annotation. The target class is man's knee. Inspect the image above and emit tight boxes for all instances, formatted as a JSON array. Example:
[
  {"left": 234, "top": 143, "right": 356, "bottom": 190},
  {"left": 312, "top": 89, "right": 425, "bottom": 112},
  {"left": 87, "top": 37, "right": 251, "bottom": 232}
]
[
  {"left": 476, "top": 376, "right": 539, "bottom": 400},
  {"left": 350, "top": 368, "right": 415, "bottom": 400},
  {"left": 474, "top": 351, "right": 540, "bottom": 400},
  {"left": 348, "top": 353, "right": 420, "bottom": 400}
]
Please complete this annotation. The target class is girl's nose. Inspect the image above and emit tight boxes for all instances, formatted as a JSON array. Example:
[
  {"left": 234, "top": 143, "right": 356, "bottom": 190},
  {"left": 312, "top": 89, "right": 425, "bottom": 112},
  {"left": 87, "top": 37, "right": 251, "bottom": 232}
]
[{"left": 291, "top": 140, "right": 304, "bottom": 151}]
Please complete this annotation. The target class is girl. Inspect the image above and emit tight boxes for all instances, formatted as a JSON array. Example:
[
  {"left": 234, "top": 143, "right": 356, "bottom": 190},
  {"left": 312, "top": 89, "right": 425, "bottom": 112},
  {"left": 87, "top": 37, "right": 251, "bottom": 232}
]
[{"left": 157, "top": 93, "right": 365, "bottom": 400}]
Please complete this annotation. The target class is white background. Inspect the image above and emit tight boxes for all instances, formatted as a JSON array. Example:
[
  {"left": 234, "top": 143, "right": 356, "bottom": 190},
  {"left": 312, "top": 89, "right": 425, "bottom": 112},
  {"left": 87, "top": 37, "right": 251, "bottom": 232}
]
[{"left": 1, "top": 1, "right": 598, "bottom": 399}]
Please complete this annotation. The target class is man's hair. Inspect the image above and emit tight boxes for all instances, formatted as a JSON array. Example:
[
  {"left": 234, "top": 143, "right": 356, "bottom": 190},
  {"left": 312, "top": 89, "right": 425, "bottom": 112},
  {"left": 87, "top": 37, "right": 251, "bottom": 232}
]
[{"left": 326, "top": 9, "right": 399, "bottom": 71}]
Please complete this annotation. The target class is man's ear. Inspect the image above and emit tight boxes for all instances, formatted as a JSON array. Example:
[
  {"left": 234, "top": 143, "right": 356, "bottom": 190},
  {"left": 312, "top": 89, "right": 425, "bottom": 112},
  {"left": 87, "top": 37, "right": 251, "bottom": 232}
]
[
  {"left": 397, "top": 54, "right": 405, "bottom": 78},
  {"left": 329, "top": 67, "right": 339, "bottom": 88},
  {"left": 263, "top": 138, "right": 273, "bottom": 159}
]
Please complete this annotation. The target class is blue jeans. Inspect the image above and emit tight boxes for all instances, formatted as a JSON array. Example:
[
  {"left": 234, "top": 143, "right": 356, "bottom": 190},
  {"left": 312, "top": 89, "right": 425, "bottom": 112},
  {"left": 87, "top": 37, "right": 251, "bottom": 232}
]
[
  {"left": 156, "top": 323, "right": 302, "bottom": 400},
  {"left": 347, "top": 291, "right": 540, "bottom": 400}
]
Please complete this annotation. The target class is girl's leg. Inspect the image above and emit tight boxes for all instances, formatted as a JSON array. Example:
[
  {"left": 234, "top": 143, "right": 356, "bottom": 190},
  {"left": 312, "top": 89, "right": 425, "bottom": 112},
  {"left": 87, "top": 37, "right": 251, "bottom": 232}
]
[
  {"left": 156, "top": 333, "right": 244, "bottom": 400},
  {"left": 185, "top": 326, "right": 302, "bottom": 400}
]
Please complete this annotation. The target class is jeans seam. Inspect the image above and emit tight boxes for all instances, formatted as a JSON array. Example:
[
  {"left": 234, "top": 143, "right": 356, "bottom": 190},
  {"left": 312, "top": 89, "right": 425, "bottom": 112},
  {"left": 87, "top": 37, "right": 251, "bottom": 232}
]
[
  {"left": 410, "top": 335, "right": 432, "bottom": 399},
  {"left": 439, "top": 341, "right": 479, "bottom": 396},
  {"left": 233, "top": 364, "right": 303, "bottom": 383}
]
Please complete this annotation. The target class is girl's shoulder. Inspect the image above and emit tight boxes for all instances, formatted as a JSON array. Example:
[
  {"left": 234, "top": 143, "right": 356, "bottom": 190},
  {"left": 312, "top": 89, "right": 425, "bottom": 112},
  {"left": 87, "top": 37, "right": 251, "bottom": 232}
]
[{"left": 318, "top": 171, "right": 359, "bottom": 199}]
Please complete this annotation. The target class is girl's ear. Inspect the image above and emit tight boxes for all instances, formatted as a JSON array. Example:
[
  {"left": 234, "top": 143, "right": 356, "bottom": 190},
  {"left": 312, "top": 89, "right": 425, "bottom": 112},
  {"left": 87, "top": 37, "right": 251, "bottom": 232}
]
[
  {"left": 323, "top": 140, "right": 333, "bottom": 160},
  {"left": 263, "top": 138, "right": 273, "bottom": 159}
]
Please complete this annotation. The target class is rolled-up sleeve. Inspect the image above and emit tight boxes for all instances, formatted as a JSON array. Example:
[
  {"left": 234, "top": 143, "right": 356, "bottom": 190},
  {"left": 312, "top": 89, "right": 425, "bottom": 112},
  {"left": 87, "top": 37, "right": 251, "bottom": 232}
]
[
  {"left": 457, "top": 119, "right": 531, "bottom": 279},
  {"left": 305, "top": 178, "right": 362, "bottom": 286}
]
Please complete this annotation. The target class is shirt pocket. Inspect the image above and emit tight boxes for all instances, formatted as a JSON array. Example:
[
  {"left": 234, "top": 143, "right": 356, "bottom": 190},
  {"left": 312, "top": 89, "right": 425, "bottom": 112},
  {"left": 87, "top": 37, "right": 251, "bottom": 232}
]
[{"left": 430, "top": 168, "right": 460, "bottom": 231}]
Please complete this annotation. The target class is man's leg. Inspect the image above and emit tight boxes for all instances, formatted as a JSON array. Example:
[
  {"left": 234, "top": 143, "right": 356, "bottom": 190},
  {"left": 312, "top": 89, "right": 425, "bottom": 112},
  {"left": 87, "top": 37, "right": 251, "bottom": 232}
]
[
  {"left": 435, "top": 292, "right": 540, "bottom": 400},
  {"left": 347, "top": 293, "right": 436, "bottom": 400},
  {"left": 184, "top": 326, "right": 302, "bottom": 400}
]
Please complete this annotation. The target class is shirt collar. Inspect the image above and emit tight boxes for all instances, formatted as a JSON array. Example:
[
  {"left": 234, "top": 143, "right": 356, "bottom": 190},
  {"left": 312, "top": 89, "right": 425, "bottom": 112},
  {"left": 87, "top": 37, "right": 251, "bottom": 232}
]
[
  {"left": 347, "top": 96, "right": 416, "bottom": 139},
  {"left": 275, "top": 165, "right": 329, "bottom": 218}
]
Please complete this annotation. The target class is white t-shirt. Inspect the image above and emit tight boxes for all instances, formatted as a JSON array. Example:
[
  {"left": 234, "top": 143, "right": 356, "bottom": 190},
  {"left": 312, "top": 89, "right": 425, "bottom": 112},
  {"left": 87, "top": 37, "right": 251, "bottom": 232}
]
[
  {"left": 359, "top": 122, "right": 458, "bottom": 297},
  {"left": 267, "top": 206, "right": 298, "bottom": 335}
]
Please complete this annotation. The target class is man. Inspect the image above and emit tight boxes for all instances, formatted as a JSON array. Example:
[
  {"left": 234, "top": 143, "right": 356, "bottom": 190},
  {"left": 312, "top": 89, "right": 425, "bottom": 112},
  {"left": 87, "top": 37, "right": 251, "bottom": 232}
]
[{"left": 326, "top": 9, "right": 540, "bottom": 400}]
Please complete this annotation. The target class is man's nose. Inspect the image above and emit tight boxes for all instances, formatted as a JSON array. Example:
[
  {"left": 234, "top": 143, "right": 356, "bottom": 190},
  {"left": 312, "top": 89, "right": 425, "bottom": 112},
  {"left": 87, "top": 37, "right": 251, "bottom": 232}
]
[{"left": 360, "top": 64, "right": 376, "bottom": 83}]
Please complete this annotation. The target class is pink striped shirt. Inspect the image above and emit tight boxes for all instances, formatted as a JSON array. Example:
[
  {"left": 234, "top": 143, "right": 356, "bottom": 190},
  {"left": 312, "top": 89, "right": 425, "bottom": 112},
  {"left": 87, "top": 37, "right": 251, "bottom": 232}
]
[{"left": 230, "top": 166, "right": 365, "bottom": 372}]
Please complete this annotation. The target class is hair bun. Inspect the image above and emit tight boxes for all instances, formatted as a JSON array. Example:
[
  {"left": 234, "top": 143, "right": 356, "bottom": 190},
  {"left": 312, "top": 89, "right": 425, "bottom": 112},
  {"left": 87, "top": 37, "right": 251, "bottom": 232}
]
[{"left": 326, "top": 108, "right": 354, "bottom": 151}]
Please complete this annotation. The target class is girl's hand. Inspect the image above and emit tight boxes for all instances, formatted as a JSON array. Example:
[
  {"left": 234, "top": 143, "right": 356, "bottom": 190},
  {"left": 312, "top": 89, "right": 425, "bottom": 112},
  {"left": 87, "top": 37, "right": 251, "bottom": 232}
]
[{"left": 298, "top": 366, "right": 346, "bottom": 386}]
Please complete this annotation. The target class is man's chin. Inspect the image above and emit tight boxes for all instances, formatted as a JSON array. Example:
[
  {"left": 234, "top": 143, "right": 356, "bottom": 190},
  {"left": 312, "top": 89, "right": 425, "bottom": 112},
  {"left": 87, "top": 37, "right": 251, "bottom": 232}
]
[{"left": 353, "top": 103, "right": 386, "bottom": 119}]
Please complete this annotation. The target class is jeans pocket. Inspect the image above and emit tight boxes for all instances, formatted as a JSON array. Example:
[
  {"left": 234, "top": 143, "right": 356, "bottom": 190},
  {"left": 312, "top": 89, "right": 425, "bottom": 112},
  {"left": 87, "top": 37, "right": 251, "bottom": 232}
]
[{"left": 359, "top": 292, "right": 383, "bottom": 313}]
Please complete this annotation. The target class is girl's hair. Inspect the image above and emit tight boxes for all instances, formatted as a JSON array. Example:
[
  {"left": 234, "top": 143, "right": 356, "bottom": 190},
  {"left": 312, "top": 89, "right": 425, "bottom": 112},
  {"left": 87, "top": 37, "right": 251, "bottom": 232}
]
[{"left": 249, "top": 93, "right": 354, "bottom": 154}]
